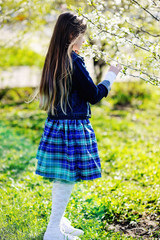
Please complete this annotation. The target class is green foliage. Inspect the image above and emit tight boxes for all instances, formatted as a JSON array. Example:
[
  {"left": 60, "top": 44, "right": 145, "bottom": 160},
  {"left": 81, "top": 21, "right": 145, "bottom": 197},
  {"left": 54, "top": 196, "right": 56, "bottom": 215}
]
[
  {"left": 0, "top": 87, "right": 35, "bottom": 106},
  {"left": 109, "top": 80, "right": 152, "bottom": 108},
  {"left": 0, "top": 82, "right": 160, "bottom": 239},
  {"left": 0, "top": 46, "right": 44, "bottom": 68}
]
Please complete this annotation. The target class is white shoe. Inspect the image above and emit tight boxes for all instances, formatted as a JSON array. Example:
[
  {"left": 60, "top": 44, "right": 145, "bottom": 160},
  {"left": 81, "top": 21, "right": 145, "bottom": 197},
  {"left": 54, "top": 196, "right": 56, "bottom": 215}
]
[
  {"left": 43, "top": 228, "right": 80, "bottom": 240},
  {"left": 60, "top": 217, "right": 84, "bottom": 237}
]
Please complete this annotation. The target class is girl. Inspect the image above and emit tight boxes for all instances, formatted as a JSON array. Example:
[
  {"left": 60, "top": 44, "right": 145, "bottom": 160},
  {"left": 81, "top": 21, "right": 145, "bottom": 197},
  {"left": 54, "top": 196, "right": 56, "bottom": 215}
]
[{"left": 34, "top": 11, "right": 121, "bottom": 240}]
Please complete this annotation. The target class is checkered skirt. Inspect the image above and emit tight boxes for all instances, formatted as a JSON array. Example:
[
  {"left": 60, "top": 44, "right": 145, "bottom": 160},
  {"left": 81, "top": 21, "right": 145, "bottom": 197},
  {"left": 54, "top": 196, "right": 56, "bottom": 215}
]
[{"left": 35, "top": 117, "right": 102, "bottom": 182}]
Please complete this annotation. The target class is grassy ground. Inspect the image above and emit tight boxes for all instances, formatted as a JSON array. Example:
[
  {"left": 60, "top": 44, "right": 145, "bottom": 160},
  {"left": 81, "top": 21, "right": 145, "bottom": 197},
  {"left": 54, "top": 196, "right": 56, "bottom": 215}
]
[{"left": 0, "top": 81, "right": 160, "bottom": 240}]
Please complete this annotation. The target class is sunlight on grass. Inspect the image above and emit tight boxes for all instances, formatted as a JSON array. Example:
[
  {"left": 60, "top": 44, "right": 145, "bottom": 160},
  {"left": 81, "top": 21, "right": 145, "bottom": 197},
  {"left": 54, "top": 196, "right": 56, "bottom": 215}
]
[{"left": 0, "top": 82, "right": 160, "bottom": 239}]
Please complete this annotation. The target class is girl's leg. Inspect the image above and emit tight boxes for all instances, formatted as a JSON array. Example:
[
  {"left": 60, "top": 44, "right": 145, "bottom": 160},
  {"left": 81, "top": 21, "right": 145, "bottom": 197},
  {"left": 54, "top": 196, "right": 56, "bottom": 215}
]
[{"left": 43, "top": 179, "right": 75, "bottom": 240}]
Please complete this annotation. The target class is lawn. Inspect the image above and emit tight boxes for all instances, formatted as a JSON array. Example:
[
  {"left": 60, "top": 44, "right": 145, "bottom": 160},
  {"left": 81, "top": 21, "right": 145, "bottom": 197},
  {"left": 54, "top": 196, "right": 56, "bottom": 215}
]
[{"left": 0, "top": 81, "right": 160, "bottom": 240}]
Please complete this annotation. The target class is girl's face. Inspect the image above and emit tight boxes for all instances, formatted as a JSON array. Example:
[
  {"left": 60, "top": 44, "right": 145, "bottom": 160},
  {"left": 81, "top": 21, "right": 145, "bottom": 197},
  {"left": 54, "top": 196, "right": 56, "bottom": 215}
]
[{"left": 72, "top": 34, "right": 85, "bottom": 52}]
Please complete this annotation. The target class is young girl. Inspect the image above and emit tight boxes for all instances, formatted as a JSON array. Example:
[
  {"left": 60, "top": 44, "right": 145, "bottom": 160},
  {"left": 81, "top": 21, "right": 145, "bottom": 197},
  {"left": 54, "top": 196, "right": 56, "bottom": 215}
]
[{"left": 34, "top": 11, "right": 121, "bottom": 240}]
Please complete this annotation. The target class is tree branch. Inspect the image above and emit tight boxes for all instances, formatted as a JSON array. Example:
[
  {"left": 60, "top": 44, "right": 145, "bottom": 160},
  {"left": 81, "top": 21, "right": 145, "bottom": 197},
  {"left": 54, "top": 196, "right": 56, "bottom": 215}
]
[
  {"left": 127, "top": 74, "right": 160, "bottom": 86},
  {"left": 125, "top": 20, "right": 160, "bottom": 37},
  {"left": 130, "top": 0, "right": 160, "bottom": 21},
  {"left": 99, "top": 51, "right": 160, "bottom": 84},
  {"left": 82, "top": 13, "right": 160, "bottom": 60}
]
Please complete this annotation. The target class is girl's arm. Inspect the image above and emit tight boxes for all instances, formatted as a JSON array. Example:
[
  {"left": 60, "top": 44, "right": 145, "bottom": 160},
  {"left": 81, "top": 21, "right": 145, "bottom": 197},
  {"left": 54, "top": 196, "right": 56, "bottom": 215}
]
[{"left": 73, "top": 58, "right": 121, "bottom": 104}]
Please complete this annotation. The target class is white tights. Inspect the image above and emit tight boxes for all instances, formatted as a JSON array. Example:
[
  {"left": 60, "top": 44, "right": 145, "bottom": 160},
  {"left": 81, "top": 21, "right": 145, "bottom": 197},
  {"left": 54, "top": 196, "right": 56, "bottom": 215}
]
[{"left": 43, "top": 179, "right": 75, "bottom": 240}]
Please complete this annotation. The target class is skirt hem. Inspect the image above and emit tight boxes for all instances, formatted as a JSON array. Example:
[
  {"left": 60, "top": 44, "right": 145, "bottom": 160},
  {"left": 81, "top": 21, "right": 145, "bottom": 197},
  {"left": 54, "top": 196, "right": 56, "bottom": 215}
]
[{"left": 35, "top": 170, "right": 101, "bottom": 182}]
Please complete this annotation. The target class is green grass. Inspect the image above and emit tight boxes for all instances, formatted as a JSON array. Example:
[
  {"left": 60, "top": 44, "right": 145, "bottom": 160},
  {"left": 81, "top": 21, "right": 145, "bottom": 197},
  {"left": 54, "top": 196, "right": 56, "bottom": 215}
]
[{"left": 0, "top": 81, "right": 160, "bottom": 239}]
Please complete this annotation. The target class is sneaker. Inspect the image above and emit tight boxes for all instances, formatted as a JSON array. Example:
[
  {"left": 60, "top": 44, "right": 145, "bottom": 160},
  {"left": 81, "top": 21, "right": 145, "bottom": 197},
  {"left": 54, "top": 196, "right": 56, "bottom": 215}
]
[
  {"left": 43, "top": 229, "right": 80, "bottom": 240},
  {"left": 60, "top": 217, "right": 84, "bottom": 237},
  {"left": 65, "top": 234, "right": 81, "bottom": 240}
]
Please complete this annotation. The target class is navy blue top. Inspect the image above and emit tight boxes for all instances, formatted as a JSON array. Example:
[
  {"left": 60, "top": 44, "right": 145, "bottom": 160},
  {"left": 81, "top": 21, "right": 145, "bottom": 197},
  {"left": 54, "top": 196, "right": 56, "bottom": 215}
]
[{"left": 48, "top": 50, "right": 111, "bottom": 119}]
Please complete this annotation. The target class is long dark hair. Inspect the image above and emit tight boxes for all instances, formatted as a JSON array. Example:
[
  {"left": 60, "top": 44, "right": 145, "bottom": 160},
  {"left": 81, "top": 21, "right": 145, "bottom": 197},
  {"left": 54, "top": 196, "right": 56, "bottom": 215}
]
[{"left": 26, "top": 11, "right": 87, "bottom": 115}]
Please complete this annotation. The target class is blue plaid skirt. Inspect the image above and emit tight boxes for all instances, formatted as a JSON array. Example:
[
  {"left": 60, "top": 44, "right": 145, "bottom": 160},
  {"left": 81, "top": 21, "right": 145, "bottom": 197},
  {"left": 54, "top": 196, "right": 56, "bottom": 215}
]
[{"left": 35, "top": 117, "right": 102, "bottom": 182}]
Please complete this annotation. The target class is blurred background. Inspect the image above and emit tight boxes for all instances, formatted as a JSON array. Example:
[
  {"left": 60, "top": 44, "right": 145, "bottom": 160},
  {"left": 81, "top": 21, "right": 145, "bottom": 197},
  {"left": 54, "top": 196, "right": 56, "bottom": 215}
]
[{"left": 0, "top": 1, "right": 160, "bottom": 240}]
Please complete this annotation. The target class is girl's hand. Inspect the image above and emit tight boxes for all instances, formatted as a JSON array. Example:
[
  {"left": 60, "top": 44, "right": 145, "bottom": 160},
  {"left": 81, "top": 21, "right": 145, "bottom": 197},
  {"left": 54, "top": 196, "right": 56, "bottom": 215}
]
[{"left": 108, "top": 63, "right": 122, "bottom": 76}]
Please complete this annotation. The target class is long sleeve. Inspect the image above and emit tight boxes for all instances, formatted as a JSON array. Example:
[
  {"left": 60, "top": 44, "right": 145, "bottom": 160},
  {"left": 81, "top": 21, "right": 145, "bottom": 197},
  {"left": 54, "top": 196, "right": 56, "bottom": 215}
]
[
  {"left": 73, "top": 57, "right": 116, "bottom": 105},
  {"left": 100, "top": 71, "right": 117, "bottom": 94}
]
